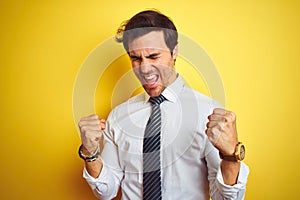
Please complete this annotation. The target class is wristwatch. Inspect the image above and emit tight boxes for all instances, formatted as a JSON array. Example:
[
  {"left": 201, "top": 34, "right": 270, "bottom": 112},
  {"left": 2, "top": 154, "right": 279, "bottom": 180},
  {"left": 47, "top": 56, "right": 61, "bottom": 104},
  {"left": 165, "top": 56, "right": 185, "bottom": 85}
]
[
  {"left": 78, "top": 144, "right": 100, "bottom": 162},
  {"left": 219, "top": 142, "right": 245, "bottom": 162}
]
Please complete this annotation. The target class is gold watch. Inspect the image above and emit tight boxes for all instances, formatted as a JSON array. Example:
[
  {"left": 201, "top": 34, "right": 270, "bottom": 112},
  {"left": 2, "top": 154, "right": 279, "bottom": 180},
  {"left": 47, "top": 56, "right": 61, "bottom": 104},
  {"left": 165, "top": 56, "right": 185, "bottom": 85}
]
[{"left": 219, "top": 142, "right": 245, "bottom": 162}]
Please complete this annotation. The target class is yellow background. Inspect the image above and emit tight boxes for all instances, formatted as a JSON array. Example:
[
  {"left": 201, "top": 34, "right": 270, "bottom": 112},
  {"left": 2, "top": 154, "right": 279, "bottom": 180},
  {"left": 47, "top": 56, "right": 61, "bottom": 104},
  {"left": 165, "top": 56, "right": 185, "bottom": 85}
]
[{"left": 1, "top": 1, "right": 299, "bottom": 199}]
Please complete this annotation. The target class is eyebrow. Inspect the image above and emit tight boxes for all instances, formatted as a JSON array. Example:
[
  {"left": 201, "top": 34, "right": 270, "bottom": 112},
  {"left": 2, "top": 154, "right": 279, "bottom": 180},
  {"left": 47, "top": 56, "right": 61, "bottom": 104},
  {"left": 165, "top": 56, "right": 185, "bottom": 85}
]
[
  {"left": 129, "top": 52, "right": 161, "bottom": 60},
  {"left": 129, "top": 55, "right": 141, "bottom": 60}
]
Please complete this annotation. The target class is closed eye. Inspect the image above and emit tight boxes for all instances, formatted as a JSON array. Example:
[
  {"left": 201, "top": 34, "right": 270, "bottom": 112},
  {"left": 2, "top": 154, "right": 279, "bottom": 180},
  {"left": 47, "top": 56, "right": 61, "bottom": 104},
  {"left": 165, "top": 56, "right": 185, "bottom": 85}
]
[
  {"left": 130, "top": 55, "right": 142, "bottom": 61},
  {"left": 146, "top": 53, "right": 160, "bottom": 59}
]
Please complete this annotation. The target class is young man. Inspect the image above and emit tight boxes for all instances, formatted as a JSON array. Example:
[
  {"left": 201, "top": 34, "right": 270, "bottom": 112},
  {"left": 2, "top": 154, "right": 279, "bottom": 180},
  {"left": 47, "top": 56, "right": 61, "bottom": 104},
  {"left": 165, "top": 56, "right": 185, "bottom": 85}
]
[{"left": 78, "top": 10, "right": 249, "bottom": 199}]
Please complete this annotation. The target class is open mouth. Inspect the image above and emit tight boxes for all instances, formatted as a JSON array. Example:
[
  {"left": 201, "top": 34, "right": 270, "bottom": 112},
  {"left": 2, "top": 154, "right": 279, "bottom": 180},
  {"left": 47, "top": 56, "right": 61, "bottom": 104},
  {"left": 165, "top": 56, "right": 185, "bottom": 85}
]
[{"left": 142, "top": 74, "right": 159, "bottom": 86}]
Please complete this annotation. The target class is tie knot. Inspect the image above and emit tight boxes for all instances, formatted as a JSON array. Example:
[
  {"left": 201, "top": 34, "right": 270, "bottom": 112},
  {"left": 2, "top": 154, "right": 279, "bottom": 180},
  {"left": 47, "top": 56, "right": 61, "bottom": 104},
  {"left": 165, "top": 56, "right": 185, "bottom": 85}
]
[{"left": 149, "top": 94, "right": 166, "bottom": 105}]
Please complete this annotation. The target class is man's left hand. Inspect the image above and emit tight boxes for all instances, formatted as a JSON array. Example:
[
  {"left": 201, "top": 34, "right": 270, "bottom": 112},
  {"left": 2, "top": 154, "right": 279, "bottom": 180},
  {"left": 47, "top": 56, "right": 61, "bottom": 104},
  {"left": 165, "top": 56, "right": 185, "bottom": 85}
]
[{"left": 205, "top": 108, "right": 238, "bottom": 155}]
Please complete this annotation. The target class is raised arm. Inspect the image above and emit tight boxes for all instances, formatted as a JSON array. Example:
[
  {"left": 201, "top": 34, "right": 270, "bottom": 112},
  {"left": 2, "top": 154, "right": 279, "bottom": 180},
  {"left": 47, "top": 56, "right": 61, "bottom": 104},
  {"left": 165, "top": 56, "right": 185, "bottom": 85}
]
[
  {"left": 205, "top": 108, "right": 249, "bottom": 199},
  {"left": 206, "top": 108, "right": 241, "bottom": 184},
  {"left": 78, "top": 114, "right": 123, "bottom": 199},
  {"left": 78, "top": 114, "right": 105, "bottom": 178}
]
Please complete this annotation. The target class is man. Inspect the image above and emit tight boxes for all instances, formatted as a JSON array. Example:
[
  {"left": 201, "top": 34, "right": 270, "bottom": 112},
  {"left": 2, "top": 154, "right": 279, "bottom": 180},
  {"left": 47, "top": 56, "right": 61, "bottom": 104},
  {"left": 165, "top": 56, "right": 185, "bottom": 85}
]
[{"left": 78, "top": 10, "right": 249, "bottom": 199}]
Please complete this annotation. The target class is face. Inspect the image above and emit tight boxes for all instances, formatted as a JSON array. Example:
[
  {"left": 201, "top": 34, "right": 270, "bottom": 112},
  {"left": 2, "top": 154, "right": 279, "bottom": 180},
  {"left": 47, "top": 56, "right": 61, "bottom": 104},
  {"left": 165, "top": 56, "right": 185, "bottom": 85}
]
[{"left": 128, "top": 31, "right": 178, "bottom": 97}]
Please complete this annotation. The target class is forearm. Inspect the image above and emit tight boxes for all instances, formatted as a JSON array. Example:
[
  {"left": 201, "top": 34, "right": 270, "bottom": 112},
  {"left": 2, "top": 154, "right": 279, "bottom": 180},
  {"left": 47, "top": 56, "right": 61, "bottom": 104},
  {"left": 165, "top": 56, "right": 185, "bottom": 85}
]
[
  {"left": 83, "top": 156, "right": 121, "bottom": 200},
  {"left": 85, "top": 158, "right": 103, "bottom": 178},
  {"left": 221, "top": 160, "right": 240, "bottom": 185},
  {"left": 209, "top": 161, "right": 249, "bottom": 200},
  {"left": 81, "top": 145, "right": 103, "bottom": 178}
]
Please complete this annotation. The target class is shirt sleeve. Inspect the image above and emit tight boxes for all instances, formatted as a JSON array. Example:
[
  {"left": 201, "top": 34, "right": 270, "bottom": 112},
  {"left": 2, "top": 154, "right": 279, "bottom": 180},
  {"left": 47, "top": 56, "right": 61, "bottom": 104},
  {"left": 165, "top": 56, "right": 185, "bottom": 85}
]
[
  {"left": 82, "top": 110, "right": 124, "bottom": 200},
  {"left": 205, "top": 100, "right": 250, "bottom": 200},
  {"left": 83, "top": 158, "right": 121, "bottom": 200},
  {"left": 205, "top": 143, "right": 250, "bottom": 200},
  {"left": 215, "top": 161, "right": 249, "bottom": 199}
]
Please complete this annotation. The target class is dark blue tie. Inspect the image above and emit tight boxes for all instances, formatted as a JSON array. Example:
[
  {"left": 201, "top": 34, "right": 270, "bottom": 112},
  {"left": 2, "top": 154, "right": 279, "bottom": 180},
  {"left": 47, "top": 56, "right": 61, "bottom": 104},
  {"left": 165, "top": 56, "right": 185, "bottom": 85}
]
[{"left": 143, "top": 94, "right": 166, "bottom": 200}]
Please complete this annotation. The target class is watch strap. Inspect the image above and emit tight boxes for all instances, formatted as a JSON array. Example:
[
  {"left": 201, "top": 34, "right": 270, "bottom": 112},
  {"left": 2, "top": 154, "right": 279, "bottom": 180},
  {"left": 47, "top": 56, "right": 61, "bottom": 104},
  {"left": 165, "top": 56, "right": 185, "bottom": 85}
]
[
  {"left": 78, "top": 144, "right": 100, "bottom": 162},
  {"left": 219, "top": 142, "right": 245, "bottom": 162},
  {"left": 219, "top": 152, "right": 239, "bottom": 162}
]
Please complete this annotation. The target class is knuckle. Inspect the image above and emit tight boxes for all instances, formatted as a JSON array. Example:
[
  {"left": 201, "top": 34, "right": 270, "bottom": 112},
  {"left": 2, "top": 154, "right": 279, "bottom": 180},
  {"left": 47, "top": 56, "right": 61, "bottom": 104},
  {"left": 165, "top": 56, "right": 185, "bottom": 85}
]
[
  {"left": 78, "top": 120, "right": 85, "bottom": 127},
  {"left": 93, "top": 114, "right": 99, "bottom": 119},
  {"left": 205, "top": 128, "right": 209, "bottom": 134},
  {"left": 231, "top": 112, "right": 236, "bottom": 120},
  {"left": 80, "top": 126, "right": 89, "bottom": 133},
  {"left": 227, "top": 111, "right": 236, "bottom": 120},
  {"left": 206, "top": 122, "right": 210, "bottom": 128}
]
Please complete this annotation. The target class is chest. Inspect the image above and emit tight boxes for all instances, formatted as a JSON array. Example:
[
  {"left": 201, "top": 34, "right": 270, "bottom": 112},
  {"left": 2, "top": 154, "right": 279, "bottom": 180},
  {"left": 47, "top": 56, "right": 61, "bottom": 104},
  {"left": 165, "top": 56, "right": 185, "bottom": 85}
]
[{"left": 113, "top": 102, "right": 208, "bottom": 172}]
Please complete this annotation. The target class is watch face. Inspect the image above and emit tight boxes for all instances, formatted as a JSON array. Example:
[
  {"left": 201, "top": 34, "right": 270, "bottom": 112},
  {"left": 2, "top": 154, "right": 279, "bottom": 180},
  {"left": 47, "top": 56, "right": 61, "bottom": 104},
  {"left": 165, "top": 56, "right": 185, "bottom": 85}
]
[{"left": 240, "top": 145, "right": 245, "bottom": 160}]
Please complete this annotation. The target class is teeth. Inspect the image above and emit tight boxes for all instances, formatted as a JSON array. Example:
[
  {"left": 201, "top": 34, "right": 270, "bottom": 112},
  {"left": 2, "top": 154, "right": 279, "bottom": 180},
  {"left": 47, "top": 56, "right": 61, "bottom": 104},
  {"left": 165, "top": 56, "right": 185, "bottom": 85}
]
[
  {"left": 143, "top": 74, "right": 158, "bottom": 84},
  {"left": 144, "top": 74, "right": 156, "bottom": 80}
]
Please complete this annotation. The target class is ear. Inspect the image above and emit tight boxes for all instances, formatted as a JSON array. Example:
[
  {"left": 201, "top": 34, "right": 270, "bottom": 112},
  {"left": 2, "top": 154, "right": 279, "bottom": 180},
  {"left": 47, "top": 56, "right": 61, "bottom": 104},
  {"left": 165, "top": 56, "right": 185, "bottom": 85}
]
[{"left": 172, "top": 45, "right": 178, "bottom": 60}]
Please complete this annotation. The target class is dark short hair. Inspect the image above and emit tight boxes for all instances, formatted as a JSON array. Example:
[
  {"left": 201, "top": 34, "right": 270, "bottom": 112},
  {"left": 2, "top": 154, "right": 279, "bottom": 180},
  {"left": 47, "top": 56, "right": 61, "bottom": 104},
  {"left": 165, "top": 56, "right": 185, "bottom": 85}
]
[{"left": 115, "top": 9, "right": 178, "bottom": 53}]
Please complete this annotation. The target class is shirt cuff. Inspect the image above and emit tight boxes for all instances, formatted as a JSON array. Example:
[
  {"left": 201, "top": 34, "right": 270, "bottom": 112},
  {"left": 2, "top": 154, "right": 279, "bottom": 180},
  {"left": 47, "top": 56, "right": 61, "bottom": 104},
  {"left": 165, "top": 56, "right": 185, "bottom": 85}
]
[
  {"left": 83, "top": 159, "right": 109, "bottom": 194},
  {"left": 216, "top": 161, "right": 250, "bottom": 198}
]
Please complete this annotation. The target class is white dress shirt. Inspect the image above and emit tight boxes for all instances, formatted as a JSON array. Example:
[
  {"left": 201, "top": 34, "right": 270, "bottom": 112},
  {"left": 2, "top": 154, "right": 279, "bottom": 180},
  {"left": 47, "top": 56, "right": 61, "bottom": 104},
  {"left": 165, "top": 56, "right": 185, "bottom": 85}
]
[{"left": 83, "top": 75, "right": 250, "bottom": 200}]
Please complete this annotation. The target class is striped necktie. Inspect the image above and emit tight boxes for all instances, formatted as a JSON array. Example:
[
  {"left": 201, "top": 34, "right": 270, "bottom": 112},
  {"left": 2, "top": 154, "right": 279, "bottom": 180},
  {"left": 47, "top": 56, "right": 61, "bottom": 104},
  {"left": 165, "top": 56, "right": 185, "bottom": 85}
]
[{"left": 143, "top": 94, "right": 166, "bottom": 200}]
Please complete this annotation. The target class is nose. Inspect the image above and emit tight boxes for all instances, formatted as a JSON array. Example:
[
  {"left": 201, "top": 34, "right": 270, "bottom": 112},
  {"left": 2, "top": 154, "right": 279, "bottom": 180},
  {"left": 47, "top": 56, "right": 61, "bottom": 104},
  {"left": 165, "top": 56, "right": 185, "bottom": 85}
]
[
  {"left": 140, "top": 57, "right": 151, "bottom": 67},
  {"left": 139, "top": 58, "right": 153, "bottom": 74}
]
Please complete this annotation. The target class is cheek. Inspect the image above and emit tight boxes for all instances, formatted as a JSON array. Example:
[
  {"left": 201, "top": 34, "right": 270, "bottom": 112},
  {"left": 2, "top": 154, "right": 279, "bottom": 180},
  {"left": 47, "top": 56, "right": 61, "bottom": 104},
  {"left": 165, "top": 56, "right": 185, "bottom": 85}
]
[
  {"left": 131, "top": 61, "right": 140, "bottom": 68},
  {"left": 132, "top": 66, "right": 140, "bottom": 77}
]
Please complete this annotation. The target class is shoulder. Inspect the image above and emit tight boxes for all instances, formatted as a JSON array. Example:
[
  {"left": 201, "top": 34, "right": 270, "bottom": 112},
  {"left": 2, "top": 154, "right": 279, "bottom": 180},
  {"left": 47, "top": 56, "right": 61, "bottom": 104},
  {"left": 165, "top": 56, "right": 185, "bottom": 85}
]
[
  {"left": 114, "top": 92, "right": 145, "bottom": 110},
  {"left": 107, "top": 92, "right": 146, "bottom": 120},
  {"left": 182, "top": 86, "right": 223, "bottom": 110},
  {"left": 178, "top": 86, "right": 223, "bottom": 127},
  {"left": 104, "top": 92, "right": 146, "bottom": 139}
]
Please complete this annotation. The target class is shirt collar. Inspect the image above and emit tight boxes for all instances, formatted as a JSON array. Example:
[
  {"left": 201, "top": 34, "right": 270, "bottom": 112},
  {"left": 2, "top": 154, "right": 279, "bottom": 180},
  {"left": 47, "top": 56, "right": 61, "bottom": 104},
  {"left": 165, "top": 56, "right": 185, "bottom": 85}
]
[{"left": 143, "top": 74, "right": 184, "bottom": 103}]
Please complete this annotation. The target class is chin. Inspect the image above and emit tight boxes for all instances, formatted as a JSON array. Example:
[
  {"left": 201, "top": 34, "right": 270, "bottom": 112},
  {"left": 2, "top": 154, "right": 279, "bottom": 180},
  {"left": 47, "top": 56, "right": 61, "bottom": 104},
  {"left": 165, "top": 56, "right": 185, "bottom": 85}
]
[{"left": 144, "top": 85, "right": 164, "bottom": 97}]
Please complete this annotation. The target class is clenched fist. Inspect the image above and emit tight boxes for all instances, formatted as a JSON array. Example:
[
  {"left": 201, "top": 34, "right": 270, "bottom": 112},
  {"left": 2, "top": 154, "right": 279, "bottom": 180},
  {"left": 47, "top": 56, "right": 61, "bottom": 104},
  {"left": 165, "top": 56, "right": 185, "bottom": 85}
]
[
  {"left": 78, "top": 114, "right": 106, "bottom": 155},
  {"left": 205, "top": 108, "right": 238, "bottom": 155}
]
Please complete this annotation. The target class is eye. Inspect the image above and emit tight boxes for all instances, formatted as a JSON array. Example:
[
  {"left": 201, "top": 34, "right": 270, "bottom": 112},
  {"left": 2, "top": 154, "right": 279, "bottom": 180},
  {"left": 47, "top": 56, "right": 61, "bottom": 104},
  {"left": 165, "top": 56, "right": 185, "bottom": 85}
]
[
  {"left": 147, "top": 53, "right": 160, "bottom": 60},
  {"left": 130, "top": 55, "right": 141, "bottom": 62}
]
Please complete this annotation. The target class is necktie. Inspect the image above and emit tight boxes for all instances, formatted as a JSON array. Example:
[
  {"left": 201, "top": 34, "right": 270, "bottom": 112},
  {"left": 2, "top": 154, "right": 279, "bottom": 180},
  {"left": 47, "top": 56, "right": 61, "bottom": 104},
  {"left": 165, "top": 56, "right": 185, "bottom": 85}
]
[{"left": 143, "top": 94, "right": 166, "bottom": 200}]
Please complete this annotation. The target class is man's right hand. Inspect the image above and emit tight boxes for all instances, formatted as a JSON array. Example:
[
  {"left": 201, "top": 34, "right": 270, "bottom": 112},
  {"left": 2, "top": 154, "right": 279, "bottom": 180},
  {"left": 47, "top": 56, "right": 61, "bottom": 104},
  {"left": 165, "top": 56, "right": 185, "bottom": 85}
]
[{"left": 78, "top": 114, "right": 106, "bottom": 155}]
